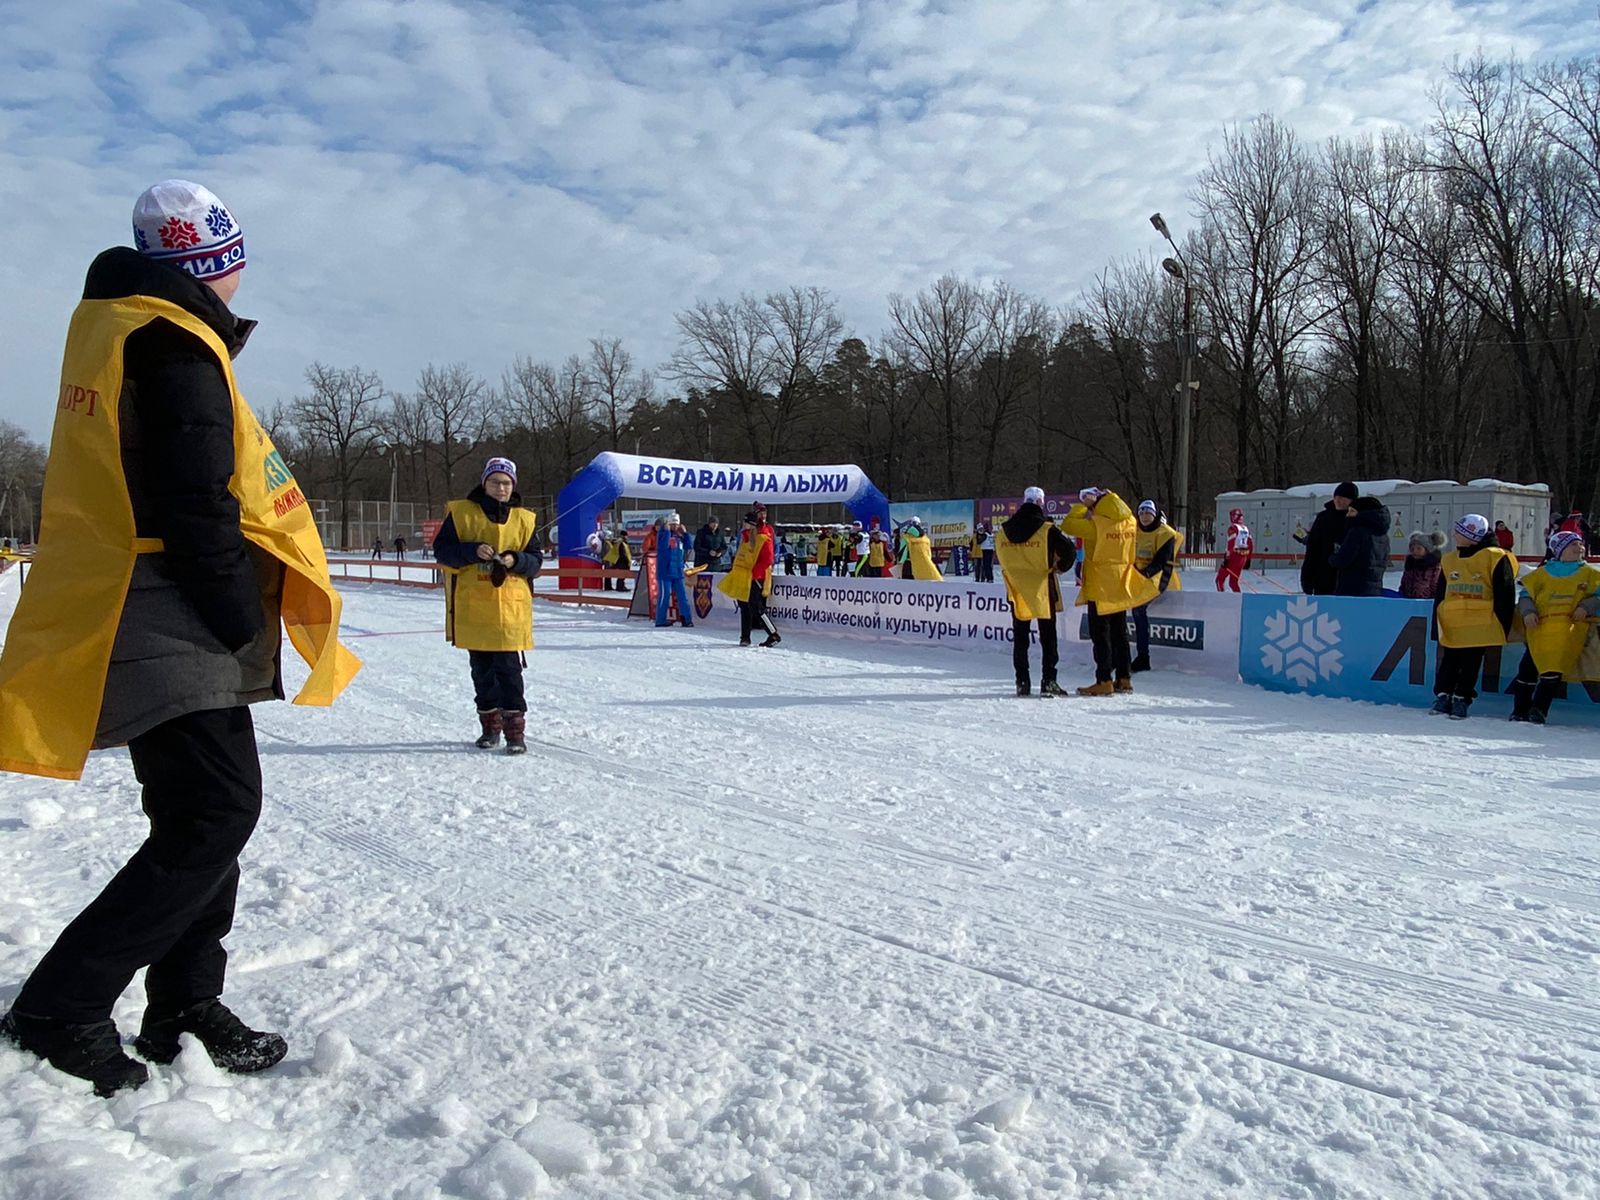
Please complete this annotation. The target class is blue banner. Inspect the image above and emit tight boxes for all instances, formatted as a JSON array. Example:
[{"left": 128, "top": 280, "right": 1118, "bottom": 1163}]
[{"left": 1239, "top": 594, "right": 1600, "bottom": 724}]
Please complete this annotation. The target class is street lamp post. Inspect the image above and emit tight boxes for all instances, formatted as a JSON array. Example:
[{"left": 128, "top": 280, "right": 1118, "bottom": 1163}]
[
  {"left": 633, "top": 424, "right": 662, "bottom": 456},
  {"left": 1150, "top": 212, "right": 1198, "bottom": 542}
]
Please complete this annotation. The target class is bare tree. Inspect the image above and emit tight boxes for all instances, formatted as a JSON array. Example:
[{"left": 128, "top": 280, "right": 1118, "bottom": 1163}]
[
  {"left": 669, "top": 296, "right": 777, "bottom": 462},
  {"left": 587, "top": 338, "right": 652, "bottom": 452},
  {"left": 502, "top": 355, "right": 598, "bottom": 486},
  {"left": 0, "top": 420, "right": 46, "bottom": 543},
  {"left": 888, "top": 275, "right": 987, "bottom": 493},
  {"left": 969, "top": 282, "right": 1054, "bottom": 496},
  {"left": 1192, "top": 115, "right": 1326, "bottom": 488},
  {"left": 415, "top": 363, "right": 491, "bottom": 497},
  {"left": 759, "top": 286, "right": 844, "bottom": 458},
  {"left": 380, "top": 391, "right": 437, "bottom": 511},
  {"left": 291, "top": 364, "right": 386, "bottom": 548}
]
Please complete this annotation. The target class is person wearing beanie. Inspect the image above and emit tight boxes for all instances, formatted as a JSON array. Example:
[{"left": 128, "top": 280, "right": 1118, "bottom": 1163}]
[
  {"left": 432, "top": 457, "right": 544, "bottom": 753},
  {"left": 1300, "top": 482, "right": 1358, "bottom": 594},
  {"left": 1508, "top": 531, "right": 1600, "bottom": 723},
  {"left": 1060, "top": 488, "right": 1160, "bottom": 695},
  {"left": 0, "top": 180, "right": 360, "bottom": 1097},
  {"left": 1431, "top": 513, "right": 1518, "bottom": 719},
  {"left": 1330, "top": 491, "right": 1393, "bottom": 597},
  {"left": 693, "top": 514, "right": 727, "bottom": 570},
  {"left": 718, "top": 510, "right": 780, "bottom": 646},
  {"left": 654, "top": 512, "right": 695, "bottom": 626},
  {"left": 995, "top": 487, "right": 1077, "bottom": 696},
  {"left": 1215, "top": 507, "right": 1254, "bottom": 593},
  {"left": 1398, "top": 530, "right": 1446, "bottom": 600},
  {"left": 1130, "top": 500, "right": 1184, "bottom": 672}
]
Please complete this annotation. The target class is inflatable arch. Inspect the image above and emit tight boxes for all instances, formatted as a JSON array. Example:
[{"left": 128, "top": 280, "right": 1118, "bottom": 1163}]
[{"left": 555, "top": 452, "right": 890, "bottom": 561}]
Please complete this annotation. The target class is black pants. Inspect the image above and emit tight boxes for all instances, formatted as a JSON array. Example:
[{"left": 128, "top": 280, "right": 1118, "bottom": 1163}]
[
  {"left": 1435, "top": 645, "right": 1487, "bottom": 701},
  {"left": 14, "top": 706, "right": 263, "bottom": 1024},
  {"left": 1087, "top": 603, "right": 1131, "bottom": 682},
  {"left": 798, "top": 558, "right": 807, "bottom": 576},
  {"left": 739, "top": 581, "right": 776, "bottom": 643},
  {"left": 1012, "top": 615, "right": 1059, "bottom": 685},
  {"left": 469, "top": 649, "right": 527, "bottom": 712},
  {"left": 1510, "top": 650, "right": 1562, "bottom": 717},
  {"left": 979, "top": 551, "right": 996, "bottom": 583}
]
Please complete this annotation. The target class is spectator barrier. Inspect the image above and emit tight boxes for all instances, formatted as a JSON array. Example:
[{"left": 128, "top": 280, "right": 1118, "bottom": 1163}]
[{"left": 1239, "top": 594, "right": 1600, "bottom": 726}]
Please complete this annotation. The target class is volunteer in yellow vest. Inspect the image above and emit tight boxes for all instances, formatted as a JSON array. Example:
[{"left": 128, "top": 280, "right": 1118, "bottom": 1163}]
[
  {"left": 864, "top": 526, "right": 890, "bottom": 577},
  {"left": 0, "top": 180, "right": 358, "bottom": 1098},
  {"left": 897, "top": 517, "right": 945, "bottom": 581},
  {"left": 1059, "top": 486, "right": 1160, "bottom": 696},
  {"left": 1431, "top": 512, "right": 1517, "bottom": 719},
  {"left": 718, "top": 509, "right": 780, "bottom": 646},
  {"left": 1509, "top": 531, "right": 1600, "bottom": 724},
  {"left": 1130, "top": 499, "right": 1184, "bottom": 674},
  {"left": 433, "top": 457, "right": 543, "bottom": 754},
  {"left": 994, "top": 486, "right": 1078, "bottom": 697}
]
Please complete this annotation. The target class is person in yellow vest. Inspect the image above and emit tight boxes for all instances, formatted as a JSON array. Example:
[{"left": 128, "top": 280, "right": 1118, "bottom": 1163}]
[
  {"left": 897, "top": 517, "right": 945, "bottom": 580},
  {"left": 1431, "top": 513, "right": 1517, "bottom": 719},
  {"left": 601, "top": 530, "right": 621, "bottom": 590},
  {"left": 1509, "top": 531, "right": 1600, "bottom": 724},
  {"left": 433, "top": 457, "right": 543, "bottom": 753},
  {"left": 0, "top": 180, "right": 359, "bottom": 1097},
  {"left": 863, "top": 525, "right": 890, "bottom": 577},
  {"left": 994, "top": 486, "right": 1077, "bottom": 697},
  {"left": 1130, "top": 500, "right": 1183, "bottom": 673},
  {"left": 718, "top": 510, "right": 779, "bottom": 645},
  {"left": 1059, "top": 486, "right": 1161, "bottom": 696},
  {"left": 612, "top": 526, "right": 632, "bottom": 591}
]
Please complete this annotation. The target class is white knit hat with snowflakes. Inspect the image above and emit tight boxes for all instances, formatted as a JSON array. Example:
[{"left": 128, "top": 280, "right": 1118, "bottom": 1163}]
[{"left": 132, "top": 180, "right": 246, "bottom": 282}]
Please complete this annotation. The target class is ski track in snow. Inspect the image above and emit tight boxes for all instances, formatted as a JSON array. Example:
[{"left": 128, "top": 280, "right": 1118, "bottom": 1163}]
[{"left": 1, "top": 570, "right": 1598, "bottom": 1199}]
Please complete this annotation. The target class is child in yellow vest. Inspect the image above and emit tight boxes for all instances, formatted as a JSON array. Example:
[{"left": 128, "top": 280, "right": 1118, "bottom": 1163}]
[
  {"left": 1432, "top": 513, "right": 1517, "bottom": 719},
  {"left": 1510, "top": 531, "right": 1600, "bottom": 723}
]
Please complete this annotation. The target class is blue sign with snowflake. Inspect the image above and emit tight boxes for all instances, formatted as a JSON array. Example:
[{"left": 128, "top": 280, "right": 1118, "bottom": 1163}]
[{"left": 1240, "top": 593, "right": 1600, "bottom": 723}]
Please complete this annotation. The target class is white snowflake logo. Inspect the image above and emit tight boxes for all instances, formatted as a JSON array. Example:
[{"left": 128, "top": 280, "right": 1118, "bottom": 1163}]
[{"left": 1261, "top": 597, "right": 1343, "bottom": 686}]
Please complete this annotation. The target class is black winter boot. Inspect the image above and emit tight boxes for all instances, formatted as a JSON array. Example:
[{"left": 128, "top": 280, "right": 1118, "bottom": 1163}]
[
  {"left": 1449, "top": 697, "right": 1470, "bottom": 720},
  {"left": 502, "top": 711, "right": 527, "bottom": 755},
  {"left": 475, "top": 709, "right": 503, "bottom": 749},
  {"left": 1015, "top": 680, "right": 1031, "bottom": 697},
  {"left": 134, "top": 998, "right": 286, "bottom": 1073},
  {"left": 1129, "top": 654, "right": 1152, "bottom": 674},
  {"left": 1040, "top": 680, "right": 1067, "bottom": 697},
  {"left": 1, "top": 1009, "right": 149, "bottom": 1097},
  {"left": 1429, "top": 694, "right": 1452, "bottom": 716}
]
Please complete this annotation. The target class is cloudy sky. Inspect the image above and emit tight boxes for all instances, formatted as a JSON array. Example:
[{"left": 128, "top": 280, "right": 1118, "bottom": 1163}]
[{"left": 0, "top": 0, "right": 1591, "bottom": 441}]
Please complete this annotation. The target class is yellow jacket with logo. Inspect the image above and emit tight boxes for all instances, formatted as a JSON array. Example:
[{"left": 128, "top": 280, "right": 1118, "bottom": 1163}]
[
  {"left": 1058, "top": 493, "right": 1161, "bottom": 615},
  {"left": 1520, "top": 562, "right": 1600, "bottom": 677},
  {"left": 994, "top": 526, "right": 1056, "bottom": 620},
  {"left": 1135, "top": 522, "right": 1184, "bottom": 593},
  {"left": 0, "top": 290, "right": 359, "bottom": 780},
  {"left": 1437, "top": 546, "right": 1516, "bottom": 648},
  {"left": 441, "top": 501, "right": 538, "bottom": 652}
]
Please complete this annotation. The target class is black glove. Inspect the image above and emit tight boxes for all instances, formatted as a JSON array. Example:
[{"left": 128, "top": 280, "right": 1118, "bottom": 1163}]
[{"left": 489, "top": 561, "right": 508, "bottom": 588}]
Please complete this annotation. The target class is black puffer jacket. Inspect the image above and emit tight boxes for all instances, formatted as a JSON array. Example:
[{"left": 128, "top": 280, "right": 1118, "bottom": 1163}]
[
  {"left": 1299, "top": 502, "right": 1347, "bottom": 595},
  {"left": 87, "top": 248, "right": 281, "bottom": 746},
  {"left": 1329, "top": 497, "right": 1393, "bottom": 597}
]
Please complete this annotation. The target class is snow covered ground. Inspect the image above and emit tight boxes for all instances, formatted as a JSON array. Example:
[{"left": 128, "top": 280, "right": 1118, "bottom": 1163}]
[{"left": 2, "top": 569, "right": 1598, "bottom": 1199}]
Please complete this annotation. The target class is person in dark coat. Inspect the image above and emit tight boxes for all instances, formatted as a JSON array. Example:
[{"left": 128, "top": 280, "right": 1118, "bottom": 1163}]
[
  {"left": 1300, "top": 481, "right": 1357, "bottom": 594},
  {"left": 693, "top": 515, "right": 727, "bottom": 569},
  {"left": 994, "top": 486, "right": 1077, "bottom": 696},
  {"left": 1, "top": 181, "right": 308, "bottom": 1097},
  {"left": 1330, "top": 494, "right": 1393, "bottom": 596}
]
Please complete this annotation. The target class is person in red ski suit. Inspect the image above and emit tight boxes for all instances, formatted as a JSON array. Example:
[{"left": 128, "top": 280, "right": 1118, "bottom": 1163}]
[{"left": 1215, "top": 508, "right": 1253, "bottom": 592}]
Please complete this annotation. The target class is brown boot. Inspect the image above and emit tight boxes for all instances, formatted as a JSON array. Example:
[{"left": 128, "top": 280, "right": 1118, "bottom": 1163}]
[
  {"left": 1077, "top": 680, "right": 1115, "bottom": 697},
  {"left": 1114, "top": 677, "right": 1134, "bottom": 694},
  {"left": 474, "top": 709, "right": 502, "bottom": 749},
  {"left": 502, "top": 710, "right": 527, "bottom": 755}
]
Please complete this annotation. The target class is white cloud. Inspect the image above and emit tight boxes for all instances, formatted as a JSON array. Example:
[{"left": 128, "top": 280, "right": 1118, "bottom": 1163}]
[{"left": 0, "top": 0, "right": 1587, "bottom": 441}]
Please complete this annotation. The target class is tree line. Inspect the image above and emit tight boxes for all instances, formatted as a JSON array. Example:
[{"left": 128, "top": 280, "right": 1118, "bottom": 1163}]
[{"left": 7, "top": 55, "right": 1597, "bottom": 544}]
